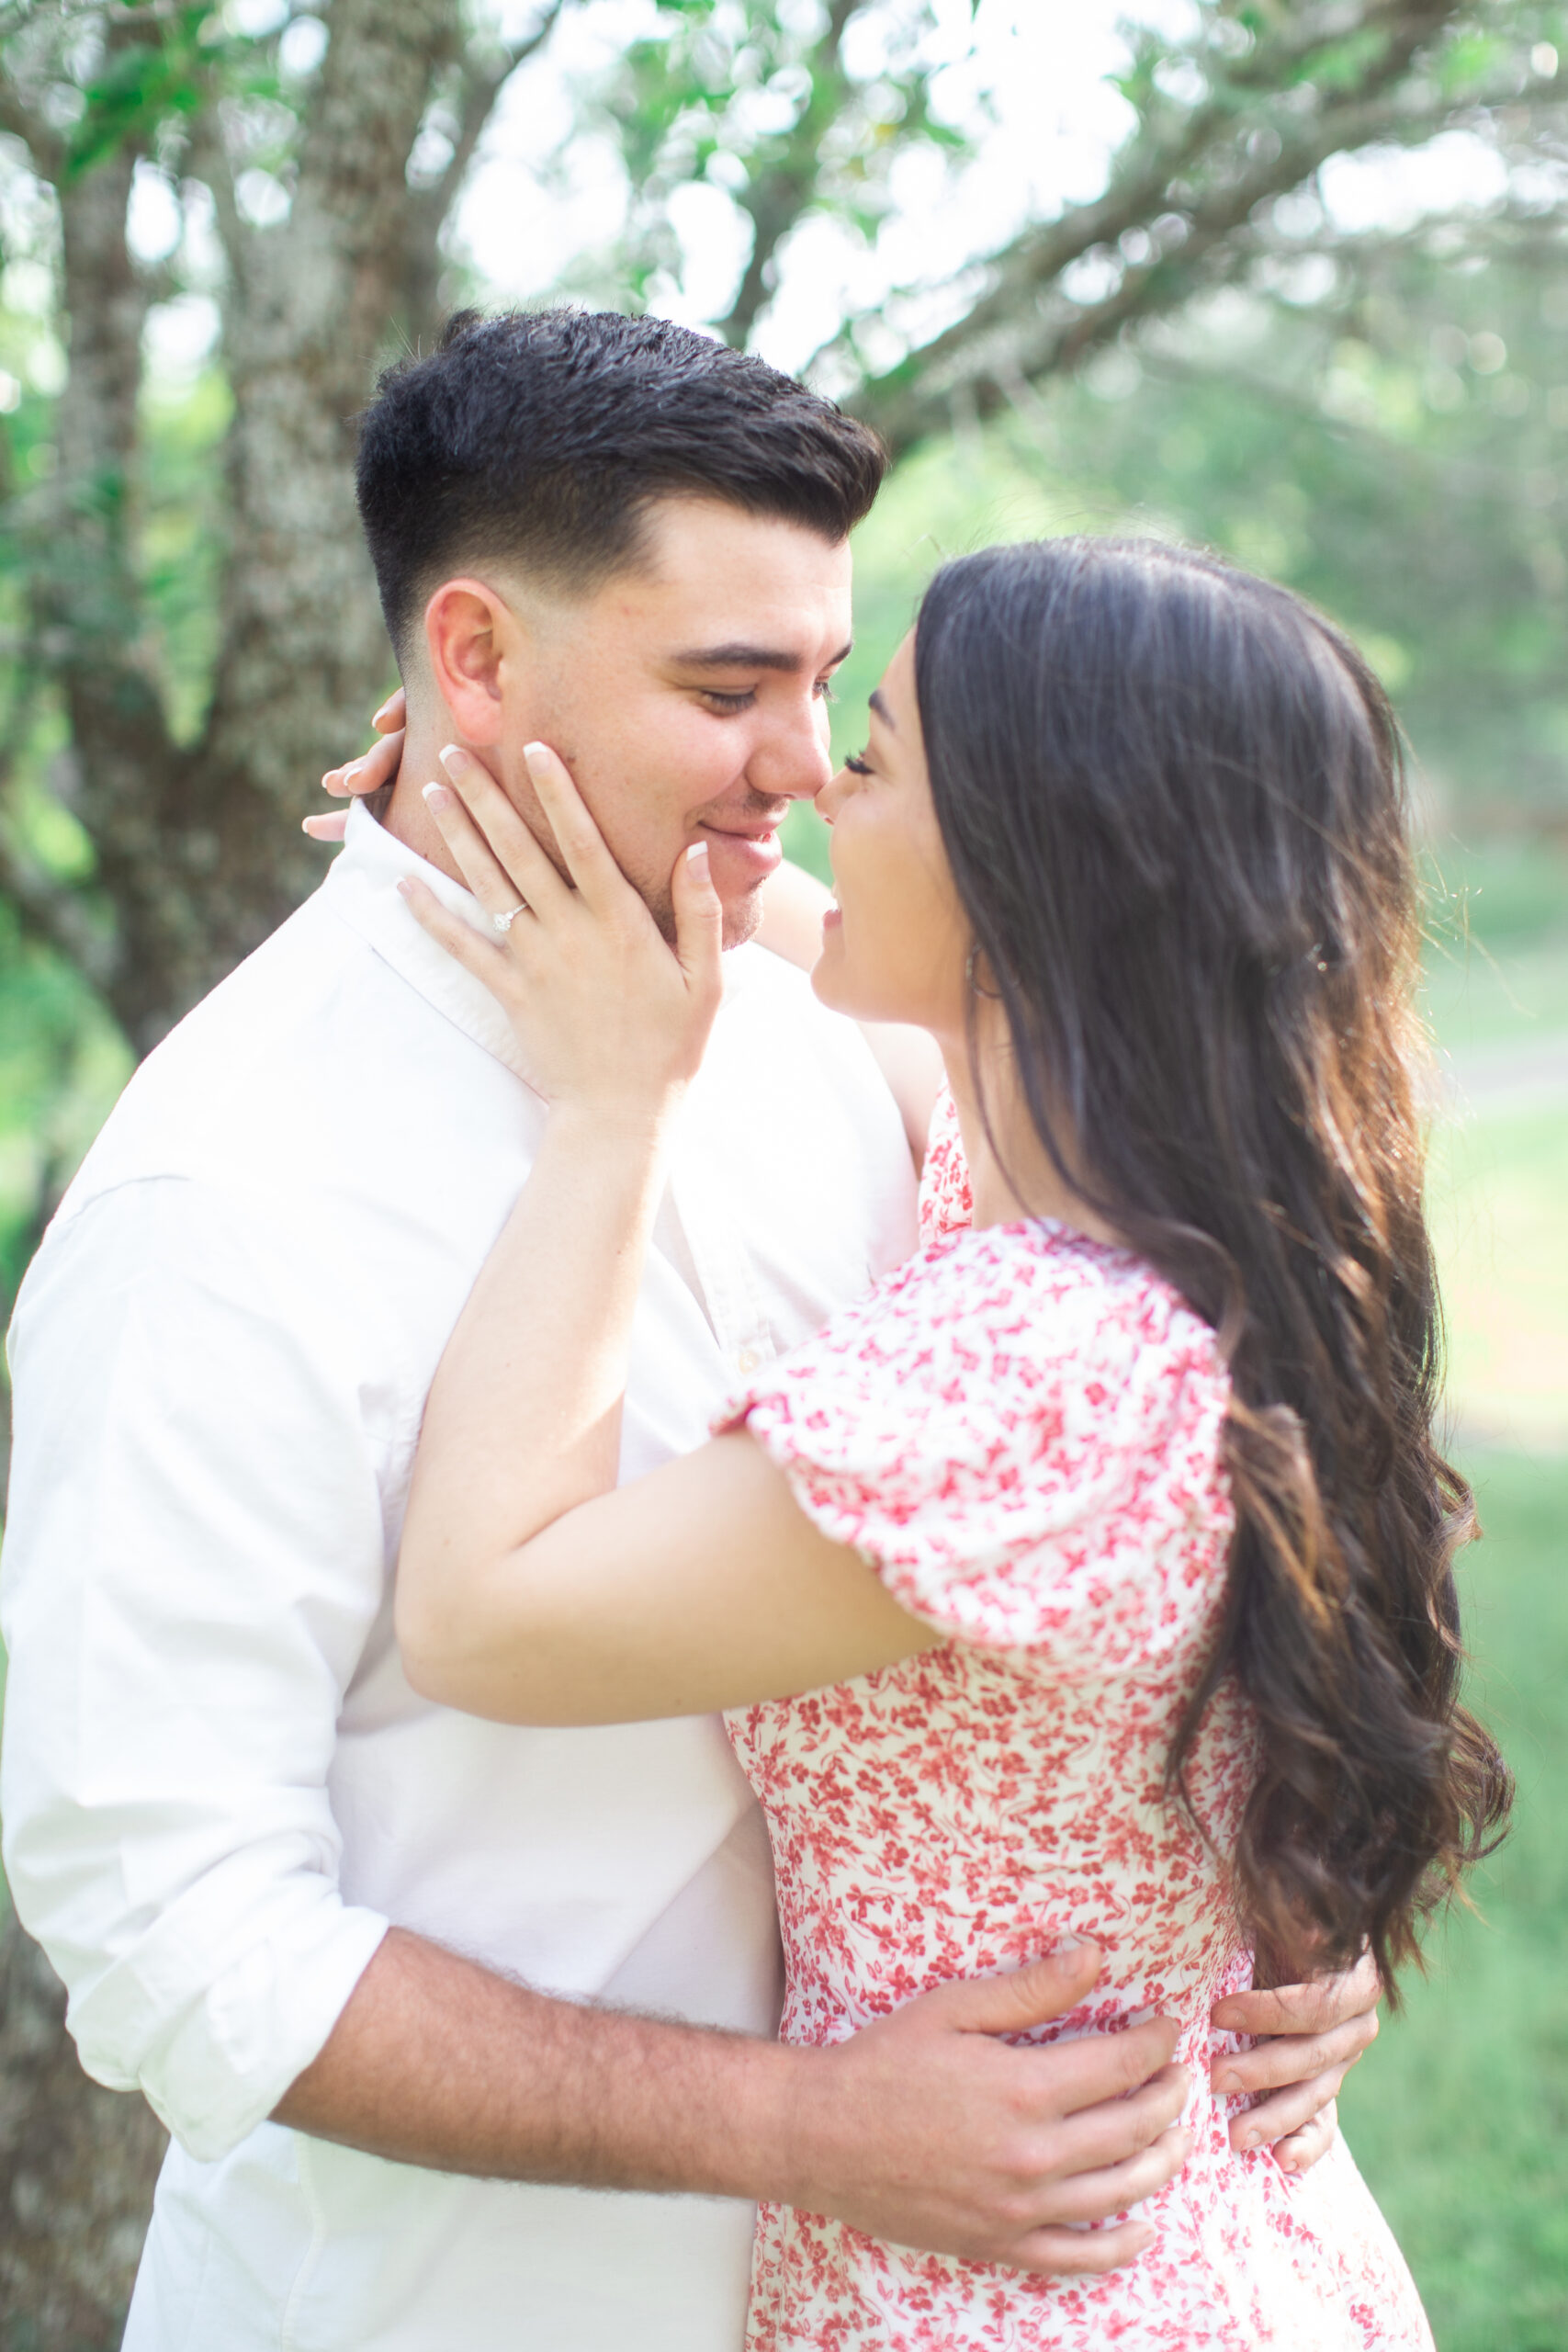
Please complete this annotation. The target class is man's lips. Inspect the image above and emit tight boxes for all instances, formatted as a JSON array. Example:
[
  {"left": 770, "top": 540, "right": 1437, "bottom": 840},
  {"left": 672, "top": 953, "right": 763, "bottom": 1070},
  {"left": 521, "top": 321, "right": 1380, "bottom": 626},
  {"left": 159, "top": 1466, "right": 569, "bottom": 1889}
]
[{"left": 698, "top": 820, "right": 784, "bottom": 881}]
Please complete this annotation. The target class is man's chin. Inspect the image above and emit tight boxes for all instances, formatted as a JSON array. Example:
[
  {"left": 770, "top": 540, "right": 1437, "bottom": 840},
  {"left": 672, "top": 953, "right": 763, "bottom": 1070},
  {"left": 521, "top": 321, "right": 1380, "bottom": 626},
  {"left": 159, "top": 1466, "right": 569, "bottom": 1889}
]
[
  {"left": 644, "top": 882, "right": 763, "bottom": 953},
  {"left": 720, "top": 888, "right": 765, "bottom": 954}
]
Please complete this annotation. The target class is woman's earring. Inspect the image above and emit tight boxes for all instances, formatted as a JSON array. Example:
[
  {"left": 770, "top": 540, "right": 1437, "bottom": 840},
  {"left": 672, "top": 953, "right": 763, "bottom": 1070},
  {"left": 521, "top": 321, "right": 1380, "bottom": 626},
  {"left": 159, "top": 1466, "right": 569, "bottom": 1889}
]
[{"left": 966, "top": 945, "right": 1001, "bottom": 1001}]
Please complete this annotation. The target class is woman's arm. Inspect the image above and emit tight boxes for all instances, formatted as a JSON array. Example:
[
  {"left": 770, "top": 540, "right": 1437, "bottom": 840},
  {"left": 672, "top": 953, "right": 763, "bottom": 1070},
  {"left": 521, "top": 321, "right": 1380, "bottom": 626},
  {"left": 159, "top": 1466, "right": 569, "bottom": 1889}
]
[
  {"left": 394, "top": 741, "right": 718, "bottom": 1556},
  {"left": 396, "top": 743, "right": 938, "bottom": 1728},
  {"left": 399, "top": 1424, "right": 940, "bottom": 1726}
]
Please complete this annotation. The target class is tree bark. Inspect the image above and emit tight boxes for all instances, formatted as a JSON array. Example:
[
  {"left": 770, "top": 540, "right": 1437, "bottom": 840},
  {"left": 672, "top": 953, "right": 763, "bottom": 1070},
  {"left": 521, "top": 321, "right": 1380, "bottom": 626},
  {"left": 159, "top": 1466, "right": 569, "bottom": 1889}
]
[
  {"left": 12, "top": 0, "right": 548, "bottom": 1054},
  {"left": 0, "top": 1908, "right": 167, "bottom": 2352}
]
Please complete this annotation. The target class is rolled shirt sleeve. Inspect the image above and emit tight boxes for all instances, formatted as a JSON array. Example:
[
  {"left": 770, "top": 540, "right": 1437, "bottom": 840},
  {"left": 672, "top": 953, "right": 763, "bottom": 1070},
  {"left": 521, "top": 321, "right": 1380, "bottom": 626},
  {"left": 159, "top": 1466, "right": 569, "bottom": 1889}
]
[{"left": 1, "top": 1176, "right": 392, "bottom": 2159}]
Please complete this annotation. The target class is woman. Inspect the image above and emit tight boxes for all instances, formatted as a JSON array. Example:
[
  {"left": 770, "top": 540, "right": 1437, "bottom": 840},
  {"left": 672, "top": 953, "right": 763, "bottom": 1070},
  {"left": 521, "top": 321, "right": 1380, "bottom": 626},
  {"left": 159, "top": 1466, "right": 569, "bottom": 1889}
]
[{"left": 389, "top": 537, "right": 1508, "bottom": 2347}]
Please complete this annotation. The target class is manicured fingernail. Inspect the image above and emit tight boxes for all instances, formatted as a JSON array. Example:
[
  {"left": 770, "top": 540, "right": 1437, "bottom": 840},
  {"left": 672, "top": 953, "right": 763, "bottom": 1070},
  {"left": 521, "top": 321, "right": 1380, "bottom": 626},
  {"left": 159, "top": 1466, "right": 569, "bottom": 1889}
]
[
  {"left": 344, "top": 760, "right": 365, "bottom": 782},
  {"left": 396, "top": 877, "right": 412, "bottom": 898},
  {"left": 1213, "top": 2069, "right": 1238, "bottom": 2094},
  {"left": 373, "top": 696, "right": 398, "bottom": 724},
  {"left": 438, "top": 743, "right": 468, "bottom": 780},
  {"left": 1238, "top": 2128, "right": 1259, "bottom": 2149},
  {"left": 686, "top": 840, "right": 709, "bottom": 870},
  {"left": 423, "top": 781, "right": 452, "bottom": 810}
]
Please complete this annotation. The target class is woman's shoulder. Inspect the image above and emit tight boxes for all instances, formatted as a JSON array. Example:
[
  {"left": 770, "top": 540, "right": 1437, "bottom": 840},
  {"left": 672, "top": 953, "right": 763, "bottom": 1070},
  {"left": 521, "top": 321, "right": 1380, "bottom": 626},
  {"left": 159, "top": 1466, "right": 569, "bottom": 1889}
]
[
  {"left": 728, "top": 1222, "right": 1234, "bottom": 1663},
  {"left": 734, "top": 1216, "right": 1230, "bottom": 1511},
  {"left": 876, "top": 1216, "right": 1223, "bottom": 1383}
]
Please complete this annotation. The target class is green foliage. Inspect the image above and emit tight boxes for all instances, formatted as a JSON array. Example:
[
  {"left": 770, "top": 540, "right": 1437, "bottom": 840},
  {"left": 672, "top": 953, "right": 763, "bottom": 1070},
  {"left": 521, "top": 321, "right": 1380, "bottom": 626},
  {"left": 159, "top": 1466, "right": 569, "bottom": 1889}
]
[
  {"left": 3, "top": 0, "right": 292, "bottom": 184},
  {"left": 795, "top": 233, "right": 1568, "bottom": 831},
  {"left": 572, "top": 0, "right": 977, "bottom": 334},
  {"left": 65, "top": 6, "right": 228, "bottom": 183},
  {"left": 1055, "top": 253, "right": 1568, "bottom": 820}
]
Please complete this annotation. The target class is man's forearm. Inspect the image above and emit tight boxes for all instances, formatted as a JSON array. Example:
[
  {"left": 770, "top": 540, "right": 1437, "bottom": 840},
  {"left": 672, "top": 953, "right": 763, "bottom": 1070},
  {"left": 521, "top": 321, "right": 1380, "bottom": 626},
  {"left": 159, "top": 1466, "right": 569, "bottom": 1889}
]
[
  {"left": 273, "top": 1928, "right": 801, "bottom": 2200},
  {"left": 275, "top": 1931, "right": 1200, "bottom": 2280}
]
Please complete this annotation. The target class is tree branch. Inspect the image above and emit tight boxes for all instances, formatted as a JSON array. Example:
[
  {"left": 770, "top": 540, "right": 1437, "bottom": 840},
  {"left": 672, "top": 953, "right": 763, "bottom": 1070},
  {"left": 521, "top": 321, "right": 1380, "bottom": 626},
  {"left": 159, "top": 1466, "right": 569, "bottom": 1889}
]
[
  {"left": 434, "top": 0, "right": 568, "bottom": 223},
  {"left": 402, "top": 0, "right": 570, "bottom": 347},
  {"left": 187, "top": 114, "right": 247, "bottom": 297},
  {"left": 715, "top": 0, "right": 859, "bottom": 348},
  {"left": 0, "top": 85, "right": 62, "bottom": 176},
  {"left": 839, "top": 0, "right": 1478, "bottom": 454}
]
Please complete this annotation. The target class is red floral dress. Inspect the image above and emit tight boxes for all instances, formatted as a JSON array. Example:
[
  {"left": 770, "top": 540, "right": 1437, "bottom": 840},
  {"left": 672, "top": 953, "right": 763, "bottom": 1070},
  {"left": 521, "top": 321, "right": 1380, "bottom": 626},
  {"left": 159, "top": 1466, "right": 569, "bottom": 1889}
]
[{"left": 716, "top": 1088, "right": 1431, "bottom": 2350}]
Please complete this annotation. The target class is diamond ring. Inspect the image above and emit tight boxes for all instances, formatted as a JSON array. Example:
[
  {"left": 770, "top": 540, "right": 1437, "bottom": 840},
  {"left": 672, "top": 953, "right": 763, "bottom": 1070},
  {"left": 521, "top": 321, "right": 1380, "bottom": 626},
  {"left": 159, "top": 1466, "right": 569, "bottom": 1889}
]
[{"left": 492, "top": 902, "right": 528, "bottom": 933}]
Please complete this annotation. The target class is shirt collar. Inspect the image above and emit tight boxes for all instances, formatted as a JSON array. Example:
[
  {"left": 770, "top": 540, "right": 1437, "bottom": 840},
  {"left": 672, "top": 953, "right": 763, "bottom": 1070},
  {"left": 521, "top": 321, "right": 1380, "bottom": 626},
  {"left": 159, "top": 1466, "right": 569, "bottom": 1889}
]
[
  {"left": 319, "top": 797, "right": 758, "bottom": 1086},
  {"left": 320, "top": 799, "right": 539, "bottom": 1082}
]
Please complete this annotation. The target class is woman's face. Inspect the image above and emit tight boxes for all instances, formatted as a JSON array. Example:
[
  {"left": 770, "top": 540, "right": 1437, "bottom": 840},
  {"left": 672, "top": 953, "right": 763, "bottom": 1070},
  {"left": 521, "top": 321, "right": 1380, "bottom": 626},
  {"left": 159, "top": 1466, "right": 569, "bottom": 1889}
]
[{"left": 811, "top": 629, "right": 970, "bottom": 1036}]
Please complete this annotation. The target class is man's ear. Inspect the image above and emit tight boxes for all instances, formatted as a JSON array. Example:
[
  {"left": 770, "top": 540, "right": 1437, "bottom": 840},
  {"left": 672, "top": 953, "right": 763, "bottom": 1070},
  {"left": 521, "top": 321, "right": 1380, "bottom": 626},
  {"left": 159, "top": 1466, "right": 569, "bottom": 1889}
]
[{"left": 423, "top": 577, "right": 521, "bottom": 747}]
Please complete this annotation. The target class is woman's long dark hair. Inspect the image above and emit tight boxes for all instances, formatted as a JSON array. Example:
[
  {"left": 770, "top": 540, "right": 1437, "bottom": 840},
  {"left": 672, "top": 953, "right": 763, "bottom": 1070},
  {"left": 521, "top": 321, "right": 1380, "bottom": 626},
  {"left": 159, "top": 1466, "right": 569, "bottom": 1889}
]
[{"left": 915, "top": 537, "right": 1510, "bottom": 1991}]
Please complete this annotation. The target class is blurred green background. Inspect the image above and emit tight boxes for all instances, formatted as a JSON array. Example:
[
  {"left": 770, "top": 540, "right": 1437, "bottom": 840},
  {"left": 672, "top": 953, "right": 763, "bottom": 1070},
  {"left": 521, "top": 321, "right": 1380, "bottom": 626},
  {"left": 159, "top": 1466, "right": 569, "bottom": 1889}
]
[{"left": 4, "top": 41, "right": 1568, "bottom": 2344}]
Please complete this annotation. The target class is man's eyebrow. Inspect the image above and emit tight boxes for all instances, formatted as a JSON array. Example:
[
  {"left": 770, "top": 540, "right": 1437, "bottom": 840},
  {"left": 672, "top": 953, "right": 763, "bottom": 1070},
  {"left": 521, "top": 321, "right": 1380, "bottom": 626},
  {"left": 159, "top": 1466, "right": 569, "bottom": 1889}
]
[
  {"left": 868, "top": 687, "right": 896, "bottom": 729},
  {"left": 671, "top": 639, "right": 853, "bottom": 673}
]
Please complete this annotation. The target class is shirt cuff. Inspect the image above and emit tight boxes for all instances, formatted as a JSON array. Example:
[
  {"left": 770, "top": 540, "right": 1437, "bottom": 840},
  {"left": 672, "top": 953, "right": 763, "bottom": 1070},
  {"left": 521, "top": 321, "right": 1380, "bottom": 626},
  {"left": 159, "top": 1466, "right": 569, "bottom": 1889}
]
[{"left": 66, "top": 1872, "right": 389, "bottom": 2162}]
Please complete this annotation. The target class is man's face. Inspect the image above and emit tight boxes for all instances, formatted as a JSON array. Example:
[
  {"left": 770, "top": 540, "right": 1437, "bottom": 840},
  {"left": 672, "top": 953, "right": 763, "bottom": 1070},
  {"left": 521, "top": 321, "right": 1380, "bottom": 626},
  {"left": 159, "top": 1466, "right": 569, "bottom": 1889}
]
[{"left": 495, "top": 498, "right": 853, "bottom": 948}]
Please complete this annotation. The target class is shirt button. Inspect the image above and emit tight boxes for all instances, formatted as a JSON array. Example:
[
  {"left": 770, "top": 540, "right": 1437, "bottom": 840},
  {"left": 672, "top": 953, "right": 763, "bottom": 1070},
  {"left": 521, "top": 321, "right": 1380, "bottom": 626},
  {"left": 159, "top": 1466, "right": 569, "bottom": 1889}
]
[{"left": 736, "top": 1346, "right": 760, "bottom": 1375}]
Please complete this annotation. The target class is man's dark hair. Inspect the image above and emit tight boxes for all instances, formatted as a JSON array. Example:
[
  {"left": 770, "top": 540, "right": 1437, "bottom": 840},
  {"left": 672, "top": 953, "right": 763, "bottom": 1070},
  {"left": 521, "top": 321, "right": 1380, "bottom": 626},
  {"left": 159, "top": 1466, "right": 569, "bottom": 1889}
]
[{"left": 355, "top": 307, "right": 887, "bottom": 660}]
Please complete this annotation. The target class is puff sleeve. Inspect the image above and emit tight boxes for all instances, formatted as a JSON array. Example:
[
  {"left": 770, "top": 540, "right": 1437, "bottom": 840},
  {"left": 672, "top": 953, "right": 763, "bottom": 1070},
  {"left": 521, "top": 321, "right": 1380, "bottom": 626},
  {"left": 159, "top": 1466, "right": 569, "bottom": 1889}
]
[{"left": 722, "top": 1226, "right": 1235, "bottom": 1680}]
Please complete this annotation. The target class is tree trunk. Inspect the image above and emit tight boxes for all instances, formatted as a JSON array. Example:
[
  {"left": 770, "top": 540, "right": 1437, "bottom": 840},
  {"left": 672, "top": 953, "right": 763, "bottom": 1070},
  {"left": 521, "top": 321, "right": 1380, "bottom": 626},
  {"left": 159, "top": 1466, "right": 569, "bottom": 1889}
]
[
  {"left": 4, "top": 0, "right": 483, "bottom": 1054},
  {"left": 0, "top": 1909, "right": 167, "bottom": 2351},
  {"left": 0, "top": 14, "right": 548, "bottom": 2335}
]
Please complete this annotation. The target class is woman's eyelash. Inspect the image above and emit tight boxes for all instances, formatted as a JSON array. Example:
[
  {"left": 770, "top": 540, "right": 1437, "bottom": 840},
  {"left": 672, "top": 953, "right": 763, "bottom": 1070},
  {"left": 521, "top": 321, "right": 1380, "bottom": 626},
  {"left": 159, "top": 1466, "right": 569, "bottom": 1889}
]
[{"left": 843, "top": 751, "right": 873, "bottom": 775}]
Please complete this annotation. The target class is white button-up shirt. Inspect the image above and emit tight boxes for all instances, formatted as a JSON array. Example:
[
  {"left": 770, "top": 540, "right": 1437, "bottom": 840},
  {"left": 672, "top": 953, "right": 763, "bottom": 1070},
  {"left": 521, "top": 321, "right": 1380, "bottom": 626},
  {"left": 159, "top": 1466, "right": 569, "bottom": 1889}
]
[{"left": 1, "top": 801, "right": 918, "bottom": 2351}]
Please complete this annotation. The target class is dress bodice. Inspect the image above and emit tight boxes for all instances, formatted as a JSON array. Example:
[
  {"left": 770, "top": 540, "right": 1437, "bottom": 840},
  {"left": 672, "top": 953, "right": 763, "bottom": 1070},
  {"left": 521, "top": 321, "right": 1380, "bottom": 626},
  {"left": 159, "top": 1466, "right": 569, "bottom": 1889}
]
[{"left": 716, "top": 1089, "right": 1431, "bottom": 2351}]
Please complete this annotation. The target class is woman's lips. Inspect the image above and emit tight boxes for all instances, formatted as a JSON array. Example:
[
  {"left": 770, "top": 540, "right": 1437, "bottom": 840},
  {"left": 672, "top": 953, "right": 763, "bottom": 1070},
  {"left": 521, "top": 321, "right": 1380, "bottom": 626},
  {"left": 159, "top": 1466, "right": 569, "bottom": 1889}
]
[{"left": 699, "top": 825, "right": 784, "bottom": 884}]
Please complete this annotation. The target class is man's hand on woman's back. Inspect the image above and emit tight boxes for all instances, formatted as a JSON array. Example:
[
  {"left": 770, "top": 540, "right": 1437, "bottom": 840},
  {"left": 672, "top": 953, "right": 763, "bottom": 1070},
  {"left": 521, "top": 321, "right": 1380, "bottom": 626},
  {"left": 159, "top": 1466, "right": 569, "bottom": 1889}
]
[{"left": 1210, "top": 1953, "right": 1381, "bottom": 2170}]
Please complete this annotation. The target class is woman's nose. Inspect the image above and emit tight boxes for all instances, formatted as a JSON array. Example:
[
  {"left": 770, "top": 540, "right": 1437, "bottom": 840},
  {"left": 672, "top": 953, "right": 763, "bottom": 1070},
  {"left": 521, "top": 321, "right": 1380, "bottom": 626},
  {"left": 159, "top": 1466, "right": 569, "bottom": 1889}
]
[{"left": 815, "top": 769, "right": 849, "bottom": 825}]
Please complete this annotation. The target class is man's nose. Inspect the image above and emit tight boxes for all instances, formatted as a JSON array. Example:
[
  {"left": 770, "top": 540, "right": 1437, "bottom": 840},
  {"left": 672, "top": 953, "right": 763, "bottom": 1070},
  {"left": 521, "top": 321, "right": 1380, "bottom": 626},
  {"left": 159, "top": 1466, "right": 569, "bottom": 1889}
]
[{"left": 749, "top": 699, "right": 834, "bottom": 802}]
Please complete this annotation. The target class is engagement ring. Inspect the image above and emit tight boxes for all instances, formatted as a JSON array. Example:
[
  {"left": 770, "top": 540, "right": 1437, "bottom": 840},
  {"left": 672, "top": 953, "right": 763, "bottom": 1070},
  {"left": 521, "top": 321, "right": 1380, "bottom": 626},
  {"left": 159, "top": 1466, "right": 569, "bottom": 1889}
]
[{"left": 493, "top": 903, "right": 528, "bottom": 933}]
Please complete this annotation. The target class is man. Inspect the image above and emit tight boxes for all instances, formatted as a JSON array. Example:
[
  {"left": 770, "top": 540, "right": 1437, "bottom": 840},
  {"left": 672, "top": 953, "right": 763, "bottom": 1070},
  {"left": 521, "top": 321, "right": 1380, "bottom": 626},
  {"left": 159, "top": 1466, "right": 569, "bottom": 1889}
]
[{"left": 2, "top": 310, "right": 1374, "bottom": 2350}]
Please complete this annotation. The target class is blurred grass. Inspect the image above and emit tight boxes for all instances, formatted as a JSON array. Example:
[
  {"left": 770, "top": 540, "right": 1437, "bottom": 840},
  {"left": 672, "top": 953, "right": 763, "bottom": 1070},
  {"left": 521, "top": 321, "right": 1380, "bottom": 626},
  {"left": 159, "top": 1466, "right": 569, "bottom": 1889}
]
[
  {"left": 1431, "top": 1107, "right": 1568, "bottom": 1452},
  {"left": 1340, "top": 1453, "right": 1568, "bottom": 2352},
  {"left": 1340, "top": 847, "right": 1568, "bottom": 2348},
  {"left": 1420, "top": 833, "right": 1568, "bottom": 1453}
]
